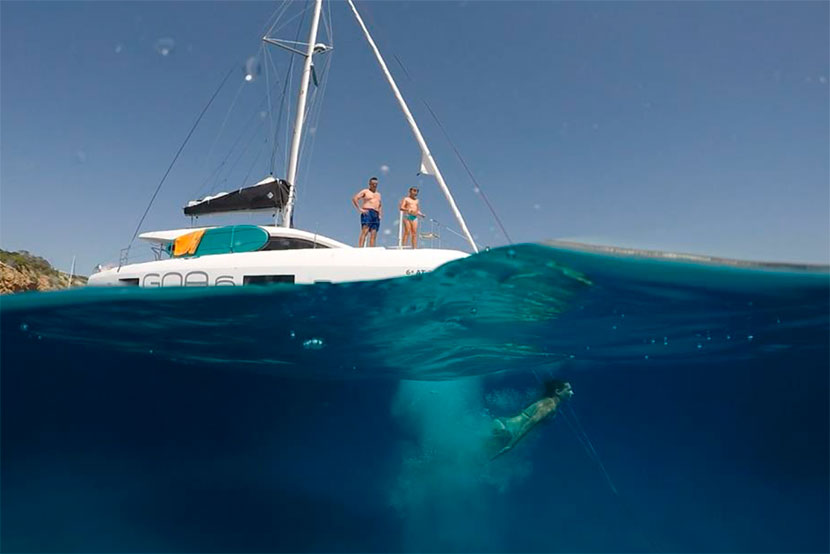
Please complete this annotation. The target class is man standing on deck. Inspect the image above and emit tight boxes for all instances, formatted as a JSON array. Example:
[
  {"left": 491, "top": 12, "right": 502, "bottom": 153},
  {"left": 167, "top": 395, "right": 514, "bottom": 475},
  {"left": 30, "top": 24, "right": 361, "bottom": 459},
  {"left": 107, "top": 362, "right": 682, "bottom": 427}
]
[{"left": 352, "top": 177, "right": 382, "bottom": 247}]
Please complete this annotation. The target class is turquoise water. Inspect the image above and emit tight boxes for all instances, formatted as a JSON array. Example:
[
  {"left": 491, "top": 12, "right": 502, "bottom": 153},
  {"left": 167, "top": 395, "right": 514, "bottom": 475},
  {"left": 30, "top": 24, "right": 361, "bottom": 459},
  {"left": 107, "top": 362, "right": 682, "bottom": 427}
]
[{"left": 2, "top": 243, "right": 828, "bottom": 552}]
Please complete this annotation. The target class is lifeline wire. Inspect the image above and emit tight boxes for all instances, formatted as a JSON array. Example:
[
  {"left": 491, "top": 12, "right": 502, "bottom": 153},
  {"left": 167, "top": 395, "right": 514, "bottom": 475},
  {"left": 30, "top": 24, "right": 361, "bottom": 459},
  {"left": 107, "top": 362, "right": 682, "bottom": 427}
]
[{"left": 128, "top": 65, "right": 236, "bottom": 248}]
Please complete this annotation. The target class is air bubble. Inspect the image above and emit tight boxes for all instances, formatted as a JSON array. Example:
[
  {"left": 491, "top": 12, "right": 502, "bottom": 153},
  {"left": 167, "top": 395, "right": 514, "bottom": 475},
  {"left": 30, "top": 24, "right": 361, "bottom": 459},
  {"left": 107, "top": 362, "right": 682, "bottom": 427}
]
[
  {"left": 19, "top": 323, "right": 28, "bottom": 331},
  {"left": 303, "top": 338, "right": 325, "bottom": 350},
  {"left": 470, "top": 307, "right": 478, "bottom": 314},
  {"left": 243, "top": 56, "right": 261, "bottom": 82},
  {"left": 611, "top": 325, "right": 617, "bottom": 331},
  {"left": 697, "top": 343, "right": 703, "bottom": 349},
  {"left": 154, "top": 38, "right": 176, "bottom": 57},
  {"left": 289, "top": 330, "right": 296, "bottom": 339},
  {"left": 747, "top": 335, "right": 754, "bottom": 341}
]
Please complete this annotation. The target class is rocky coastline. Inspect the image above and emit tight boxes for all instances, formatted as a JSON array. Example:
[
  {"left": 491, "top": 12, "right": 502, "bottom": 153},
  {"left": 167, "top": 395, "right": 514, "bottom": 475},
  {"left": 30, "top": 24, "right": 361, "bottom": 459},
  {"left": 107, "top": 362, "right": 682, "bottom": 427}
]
[{"left": 0, "top": 250, "right": 87, "bottom": 294}]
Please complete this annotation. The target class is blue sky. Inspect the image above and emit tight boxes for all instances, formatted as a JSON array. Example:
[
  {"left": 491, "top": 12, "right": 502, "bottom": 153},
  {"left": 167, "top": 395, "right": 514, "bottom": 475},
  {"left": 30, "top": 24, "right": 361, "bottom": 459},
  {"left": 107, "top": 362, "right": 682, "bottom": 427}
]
[{"left": 1, "top": 1, "right": 828, "bottom": 273}]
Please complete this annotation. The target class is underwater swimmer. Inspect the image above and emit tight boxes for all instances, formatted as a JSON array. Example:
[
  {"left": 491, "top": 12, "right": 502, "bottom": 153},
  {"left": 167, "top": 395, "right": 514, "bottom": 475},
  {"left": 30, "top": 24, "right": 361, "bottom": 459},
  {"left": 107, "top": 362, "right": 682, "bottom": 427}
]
[{"left": 488, "top": 380, "right": 574, "bottom": 460}]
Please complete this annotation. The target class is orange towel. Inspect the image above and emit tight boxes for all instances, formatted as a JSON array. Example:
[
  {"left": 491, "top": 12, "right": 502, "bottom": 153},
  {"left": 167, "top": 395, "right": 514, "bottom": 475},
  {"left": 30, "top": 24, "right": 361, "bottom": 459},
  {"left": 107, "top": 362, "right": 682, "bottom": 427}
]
[{"left": 172, "top": 229, "right": 206, "bottom": 256}]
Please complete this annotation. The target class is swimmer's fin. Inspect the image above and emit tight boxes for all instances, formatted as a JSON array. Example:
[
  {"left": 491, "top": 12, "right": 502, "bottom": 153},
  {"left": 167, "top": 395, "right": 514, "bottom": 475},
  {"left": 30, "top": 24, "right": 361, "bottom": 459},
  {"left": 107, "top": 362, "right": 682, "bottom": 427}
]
[
  {"left": 489, "top": 444, "right": 513, "bottom": 461},
  {"left": 487, "top": 419, "right": 514, "bottom": 461}
]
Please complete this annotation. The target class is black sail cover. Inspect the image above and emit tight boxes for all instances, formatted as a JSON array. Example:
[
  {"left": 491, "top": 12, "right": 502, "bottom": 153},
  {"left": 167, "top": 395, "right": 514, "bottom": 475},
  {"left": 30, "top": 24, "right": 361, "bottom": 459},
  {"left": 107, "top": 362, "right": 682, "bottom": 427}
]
[{"left": 184, "top": 177, "right": 291, "bottom": 216}]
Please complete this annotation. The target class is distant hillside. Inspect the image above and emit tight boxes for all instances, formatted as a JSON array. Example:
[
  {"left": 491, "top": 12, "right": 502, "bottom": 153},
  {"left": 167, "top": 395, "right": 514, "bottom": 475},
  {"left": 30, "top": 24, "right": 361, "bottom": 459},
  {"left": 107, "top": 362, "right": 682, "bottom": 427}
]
[{"left": 0, "top": 250, "right": 87, "bottom": 294}]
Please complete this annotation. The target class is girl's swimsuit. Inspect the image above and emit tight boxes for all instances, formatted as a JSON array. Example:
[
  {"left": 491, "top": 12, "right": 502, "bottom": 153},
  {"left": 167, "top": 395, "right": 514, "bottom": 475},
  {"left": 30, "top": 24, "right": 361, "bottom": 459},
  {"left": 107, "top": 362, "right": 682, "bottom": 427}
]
[{"left": 405, "top": 214, "right": 418, "bottom": 221}]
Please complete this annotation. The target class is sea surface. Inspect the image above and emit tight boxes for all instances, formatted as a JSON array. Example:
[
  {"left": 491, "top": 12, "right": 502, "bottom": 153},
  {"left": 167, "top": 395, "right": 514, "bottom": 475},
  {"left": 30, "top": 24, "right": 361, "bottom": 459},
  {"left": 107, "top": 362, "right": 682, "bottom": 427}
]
[{"left": 2, "top": 243, "right": 828, "bottom": 552}]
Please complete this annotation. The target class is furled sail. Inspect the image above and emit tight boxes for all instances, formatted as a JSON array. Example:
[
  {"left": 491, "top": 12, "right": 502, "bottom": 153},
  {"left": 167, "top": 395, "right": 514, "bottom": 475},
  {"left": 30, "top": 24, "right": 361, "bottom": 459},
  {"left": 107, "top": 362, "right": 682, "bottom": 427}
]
[{"left": 184, "top": 176, "right": 291, "bottom": 217}]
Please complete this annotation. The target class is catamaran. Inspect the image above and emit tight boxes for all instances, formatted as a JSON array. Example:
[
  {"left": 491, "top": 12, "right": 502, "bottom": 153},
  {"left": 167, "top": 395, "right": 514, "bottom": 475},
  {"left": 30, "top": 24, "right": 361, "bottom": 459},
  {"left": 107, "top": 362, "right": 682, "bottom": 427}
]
[{"left": 88, "top": 0, "right": 479, "bottom": 287}]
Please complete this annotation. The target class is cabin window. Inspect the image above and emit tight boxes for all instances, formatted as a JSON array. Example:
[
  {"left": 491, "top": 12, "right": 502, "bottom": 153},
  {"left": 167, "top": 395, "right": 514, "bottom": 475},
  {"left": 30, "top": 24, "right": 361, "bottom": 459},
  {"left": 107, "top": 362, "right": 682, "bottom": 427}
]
[
  {"left": 262, "top": 237, "right": 328, "bottom": 251},
  {"left": 243, "top": 274, "right": 295, "bottom": 285},
  {"left": 119, "top": 278, "right": 139, "bottom": 286}
]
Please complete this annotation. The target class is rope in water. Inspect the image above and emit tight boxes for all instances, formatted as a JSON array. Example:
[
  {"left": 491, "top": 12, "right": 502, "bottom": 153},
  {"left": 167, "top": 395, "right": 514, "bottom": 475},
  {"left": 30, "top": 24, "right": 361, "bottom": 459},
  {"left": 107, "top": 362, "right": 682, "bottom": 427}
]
[{"left": 561, "top": 403, "right": 619, "bottom": 496}]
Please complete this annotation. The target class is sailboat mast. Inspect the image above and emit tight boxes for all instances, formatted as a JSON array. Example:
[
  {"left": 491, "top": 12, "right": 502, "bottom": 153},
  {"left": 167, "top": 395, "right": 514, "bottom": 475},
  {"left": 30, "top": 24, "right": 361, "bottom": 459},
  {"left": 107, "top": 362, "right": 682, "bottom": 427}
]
[
  {"left": 346, "top": 0, "right": 478, "bottom": 253},
  {"left": 282, "top": 0, "right": 324, "bottom": 228}
]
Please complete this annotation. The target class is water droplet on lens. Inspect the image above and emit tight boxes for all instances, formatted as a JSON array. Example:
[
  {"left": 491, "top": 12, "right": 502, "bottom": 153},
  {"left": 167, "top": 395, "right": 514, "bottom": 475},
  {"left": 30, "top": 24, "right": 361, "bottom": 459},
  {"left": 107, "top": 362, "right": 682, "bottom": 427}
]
[
  {"left": 243, "top": 56, "right": 261, "bottom": 82},
  {"left": 19, "top": 323, "right": 28, "bottom": 331},
  {"left": 747, "top": 335, "right": 754, "bottom": 341},
  {"left": 154, "top": 37, "right": 176, "bottom": 57},
  {"left": 569, "top": 354, "right": 575, "bottom": 359},
  {"left": 644, "top": 355, "right": 649, "bottom": 360},
  {"left": 303, "top": 338, "right": 325, "bottom": 350},
  {"left": 697, "top": 343, "right": 703, "bottom": 349},
  {"left": 650, "top": 338, "right": 655, "bottom": 344},
  {"left": 611, "top": 325, "right": 617, "bottom": 330},
  {"left": 776, "top": 318, "right": 781, "bottom": 324},
  {"left": 148, "top": 349, "right": 154, "bottom": 354},
  {"left": 585, "top": 345, "right": 590, "bottom": 350},
  {"left": 289, "top": 330, "right": 296, "bottom": 339},
  {"left": 37, "top": 335, "right": 42, "bottom": 340}
]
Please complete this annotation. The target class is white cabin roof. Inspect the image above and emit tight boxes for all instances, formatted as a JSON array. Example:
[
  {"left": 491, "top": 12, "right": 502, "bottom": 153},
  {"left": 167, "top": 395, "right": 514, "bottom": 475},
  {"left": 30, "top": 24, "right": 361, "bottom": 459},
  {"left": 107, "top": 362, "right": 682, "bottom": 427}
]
[{"left": 138, "top": 226, "right": 351, "bottom": 249}]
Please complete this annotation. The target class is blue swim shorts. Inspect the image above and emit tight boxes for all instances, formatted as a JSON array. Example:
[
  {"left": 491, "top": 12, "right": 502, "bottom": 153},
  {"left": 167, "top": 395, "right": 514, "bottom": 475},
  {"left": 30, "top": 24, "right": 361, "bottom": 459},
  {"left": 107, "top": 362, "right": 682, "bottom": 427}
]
[{"left": 360, "top": 209, "right": 380, "bottom": 231}]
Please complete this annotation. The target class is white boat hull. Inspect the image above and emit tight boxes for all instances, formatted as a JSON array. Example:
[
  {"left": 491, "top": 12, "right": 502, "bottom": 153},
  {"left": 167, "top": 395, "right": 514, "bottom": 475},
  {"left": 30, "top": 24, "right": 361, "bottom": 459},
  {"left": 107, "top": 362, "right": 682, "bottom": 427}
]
[{"left": 87, "top": 247, "right": 468, "bottom": 287}]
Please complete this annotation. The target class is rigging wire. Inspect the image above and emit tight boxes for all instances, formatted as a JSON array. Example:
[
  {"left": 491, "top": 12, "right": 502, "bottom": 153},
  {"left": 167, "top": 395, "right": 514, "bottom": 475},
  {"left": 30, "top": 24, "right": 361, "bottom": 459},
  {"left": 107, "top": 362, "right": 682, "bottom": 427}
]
[
  {"left": 294, "top": 54, "right": 332, "bottom": 210},
  {"left": 264, "top": 43, "right": 276, "bottom": 174},
  {"left": 202, "top": 78, "right": 246, "bottom": 177},
  {"left": 266, "top": 0, "right": 312, "bottom": 40},
  {"left": 127, "top": 65, "right": 236, "bottom": 249},
  {"left": 241, "top": 136, "right": 270, "bottom": 188},
  {"left": 392, "top": 53, "right": 513, "bottom": 244},
  {"left": 218, "top": 114, "right": 270, "bottom": 190},
  {"left": 261, "top": 0, "right": 291, "bottom": 38},
  {"left": 267, "top": 45, "right": 293, "bottom": 176},
  {"left": 194, "top": 90, "right": 274, "bottom": 199},
  {"left": 358, "top": 2, "right": 512, "bottom": 245}
]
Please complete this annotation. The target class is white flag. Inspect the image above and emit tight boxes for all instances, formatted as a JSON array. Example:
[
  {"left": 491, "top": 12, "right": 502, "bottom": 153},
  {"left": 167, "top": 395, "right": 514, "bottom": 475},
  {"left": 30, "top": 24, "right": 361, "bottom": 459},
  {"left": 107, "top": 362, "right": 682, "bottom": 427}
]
[{"left": 419, "top": 152, "right": 434, "bottom": 176}]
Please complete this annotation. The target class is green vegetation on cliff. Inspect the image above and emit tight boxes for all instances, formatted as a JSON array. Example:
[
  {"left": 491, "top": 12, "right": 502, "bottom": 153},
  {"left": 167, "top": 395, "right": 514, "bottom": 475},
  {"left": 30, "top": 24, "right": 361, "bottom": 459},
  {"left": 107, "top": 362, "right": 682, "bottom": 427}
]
[{"left": 0, "top": 249, "right": 87, "bottom": 294}]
